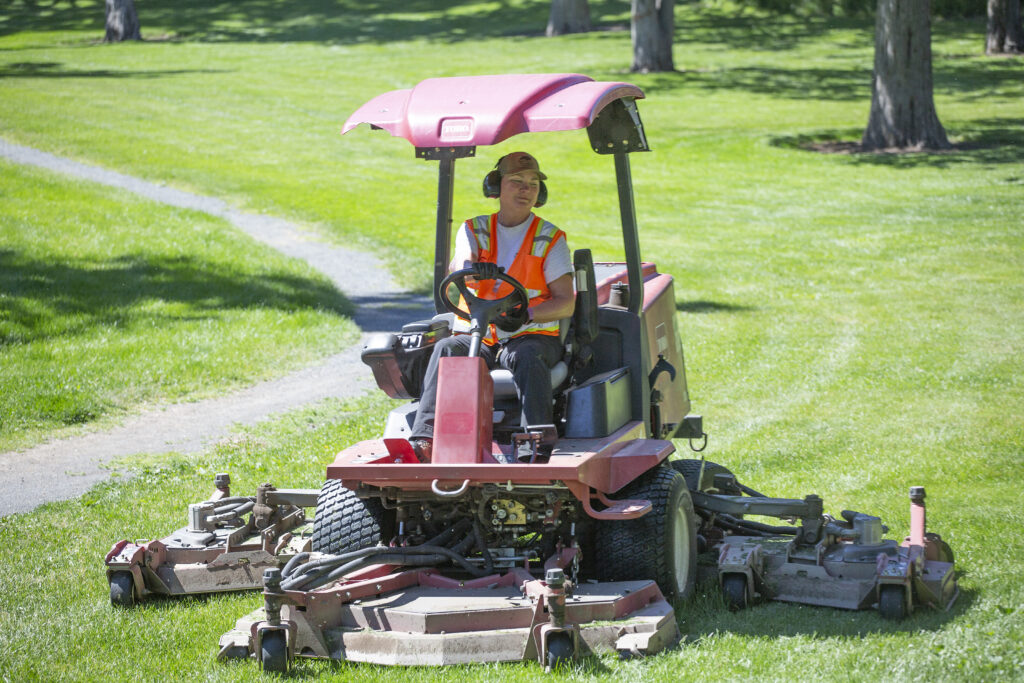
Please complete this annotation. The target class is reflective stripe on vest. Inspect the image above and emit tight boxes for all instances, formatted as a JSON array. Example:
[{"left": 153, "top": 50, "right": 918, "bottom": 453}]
[
  {"left": 462, "top": 213, "right": 565, "bottom": 345},
  {"left": 469, "top": 215, "right": 491, "bottom": 256}
]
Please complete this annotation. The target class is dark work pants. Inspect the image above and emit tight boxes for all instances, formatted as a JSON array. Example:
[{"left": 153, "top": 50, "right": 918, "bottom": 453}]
[{"left": 410, "top": 333, "right": 564, "bottom": 439}]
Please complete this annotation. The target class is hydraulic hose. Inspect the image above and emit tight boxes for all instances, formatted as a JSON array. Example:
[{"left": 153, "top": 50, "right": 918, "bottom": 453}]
[
  {"left": 427, "top": 517, "right": 472, "bottom": 549},
  {"left": 208, "top": 501, "right": 255, "bottom": 524},
  {"left": 281, "top": 546, "right": 386, "bottom": 589},
  {"left": 282, "top": 552, "right": 310, "bottom": 579},
  {"left": 472, "top": 522, "right": 495, "bottom": 575},
  {"left": 718, "top": 513, "right": 799, "bottom": 536},
  {"left": 190, "top": 498, "right": 256, "bottom": 526},
  {"left": 450, "top": 530, "right": 476, "bottom": 555},
  {"left": 207, "top": 496, "right": 255, "bottom": 507},
  {"left": 285, "top": 543, "right": 491, "bottom": 591},
  {"left": 281, "top": 515, "right": 498, "bottom": 592},
  {"left": 714, "top": 515, "right": 770, "bottom": 537},
  {"left": 738, "top": 483, "right": 767, "bottom": 498}
]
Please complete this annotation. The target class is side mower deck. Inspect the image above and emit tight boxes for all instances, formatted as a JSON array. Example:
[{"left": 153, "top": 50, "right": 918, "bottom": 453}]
[{"left": 105, "top": 477, "right": 316, "bottom": 606}]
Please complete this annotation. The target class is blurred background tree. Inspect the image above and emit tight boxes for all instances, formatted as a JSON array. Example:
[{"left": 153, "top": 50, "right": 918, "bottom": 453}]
[
  {"left": 547, "top": 0, "right": 591, "bottom": 36},
  {"left": 105, "top": 0, "right": 140, "bottom": 42},
  {"left": 986, "top": 0, "right": 1023, "bottom": 53},
  {"left": 862, "top": 0, "right": 950, "bottom": 150}
]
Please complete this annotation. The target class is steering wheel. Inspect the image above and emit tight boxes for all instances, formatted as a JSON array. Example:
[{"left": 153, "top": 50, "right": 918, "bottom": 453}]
[{"left": 439, "top": 267, "right": 529, "bottom": 332}]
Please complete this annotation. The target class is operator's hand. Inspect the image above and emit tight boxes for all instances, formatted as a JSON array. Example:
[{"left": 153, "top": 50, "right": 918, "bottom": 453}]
[
  {"left": 494, "top": 305, "right": 529, "bottom": 333},
  {"left": 472, "top": 262, "right": 503, "bottom": 280}
]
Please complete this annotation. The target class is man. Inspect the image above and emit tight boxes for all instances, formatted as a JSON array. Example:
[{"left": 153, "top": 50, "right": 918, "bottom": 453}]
[{"left": 409, "top": 152, "right": 575, "bottom": 462}]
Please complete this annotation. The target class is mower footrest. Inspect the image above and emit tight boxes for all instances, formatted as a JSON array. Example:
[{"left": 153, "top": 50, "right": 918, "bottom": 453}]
[{"left": 591, "top": 498, "right": 651, "bottom": 520}]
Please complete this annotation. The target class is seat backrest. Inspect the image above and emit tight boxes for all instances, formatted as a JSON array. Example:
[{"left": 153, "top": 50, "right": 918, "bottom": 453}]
[{"left": 491, "top": 251, "right": 595, "bottom": 399}]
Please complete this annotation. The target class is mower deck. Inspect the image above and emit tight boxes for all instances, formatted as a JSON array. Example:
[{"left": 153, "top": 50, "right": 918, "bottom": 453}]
[
  {"left": 104, "top": 478, "right": 316, "bottom": 606},
  {"left": 716, "top": 533, "right": 958, "bottom": 612},
  {"left": 218, "top": 569, "right": 678, "bottom": 667}
]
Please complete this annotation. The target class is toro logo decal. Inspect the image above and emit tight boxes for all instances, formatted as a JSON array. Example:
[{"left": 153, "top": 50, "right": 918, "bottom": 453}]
[{"left": 439, "top": 117, "right": 474, "bottom": 142}]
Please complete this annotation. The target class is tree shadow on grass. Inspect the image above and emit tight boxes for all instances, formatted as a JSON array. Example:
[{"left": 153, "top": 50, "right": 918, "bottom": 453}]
[
  {"left": 636, "top": 54, "right": 1021, "bottom": 104},
  {"left": 0, "top": 0, "right": 891, "bottom": 49},
  {"left": 0, "top": 248, "right": 353, "bottom": 346},
  {"left": 675, "top": 12, "right": 873, "bottom": 54},
  {"left": 677, "top": 300, "right": 756, "bottom": 314},
  {"left": 683, "top": 580, "right": 974, "bottom": 641},
  {"left": 0, "top": 0, "right": 623, "bottom": 44},
  {"left": 0, "top": 60, "right": 227, "bottom": 78},
  {"left": 641, "top": 65, "right": 869, "bottom": 102},
  {"left": 770, "top": 118, "right": 1024, "bottom": 168},
  {"left": 345, "top": 292, "right": 436, "bottom": 334}
]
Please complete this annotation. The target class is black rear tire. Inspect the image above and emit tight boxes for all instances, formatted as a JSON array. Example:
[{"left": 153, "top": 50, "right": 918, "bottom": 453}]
[
  {"left": 722, "top": 573, "right": 749, "bottom": 611},
  {"left": 311, "top": 479, "right": 394, "bottom": 555},
  {"left": 670, "top": 459, "right": 736, "bottom": 493},
  {"left": 595, "top": 465, "right": 697, "bottom": 599},
  {"left": 878, "top": 585, "right": 907, "bottom": 620},
  {"left": 260, "top": 630, "right": 288, "bottom": 673},
  {"left": 109, "top": 572, "right": 135, "bottom": 608}
]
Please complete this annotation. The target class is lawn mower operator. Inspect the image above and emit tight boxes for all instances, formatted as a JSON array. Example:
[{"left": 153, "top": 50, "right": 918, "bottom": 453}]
[{"left": 408, "top": 152, "right": 575, "bottom": 463}]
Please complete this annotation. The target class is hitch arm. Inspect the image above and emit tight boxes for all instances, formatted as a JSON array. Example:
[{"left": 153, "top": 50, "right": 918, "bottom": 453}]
[{"left": 692, "top": 492, "right": 825, "bottom": 543}]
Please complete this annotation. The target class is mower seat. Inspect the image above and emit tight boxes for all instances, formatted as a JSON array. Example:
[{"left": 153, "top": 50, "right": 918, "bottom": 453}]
[
  {"left": 491, "top": 248, "right": 596, "bottom": 401},
  {"left": 491, "top": 361, "right": 569, "bottom": 399}
]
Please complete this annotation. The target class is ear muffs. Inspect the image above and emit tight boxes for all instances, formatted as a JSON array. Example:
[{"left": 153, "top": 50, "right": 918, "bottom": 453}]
[
  {"left": 482, "top": 169, "right": 502, "bottom": 199},
  {"left": 481, "top": 159, "right": 549, "bottom": 207}
]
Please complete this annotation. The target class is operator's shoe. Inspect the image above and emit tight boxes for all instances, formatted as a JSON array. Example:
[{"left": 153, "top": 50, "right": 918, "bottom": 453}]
[
  {"left": 409, "top": 438, "right": 432, "bottom": 463},
  {"left": 515, "top": 442, "right": 536, "bottom": 463}
]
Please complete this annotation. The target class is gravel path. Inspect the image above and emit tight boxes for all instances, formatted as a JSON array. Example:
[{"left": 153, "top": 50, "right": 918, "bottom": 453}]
[{"left": 0, "top": 139, "right": 434, "bottom": 517}]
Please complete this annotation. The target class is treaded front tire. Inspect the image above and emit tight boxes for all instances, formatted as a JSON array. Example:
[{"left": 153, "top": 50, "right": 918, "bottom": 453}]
[
  {"left": 311, "top": 479, "right": 394, "bottom": 555},
  {"left": 595, "top": 464, "right": 697, "bottom": 599}
]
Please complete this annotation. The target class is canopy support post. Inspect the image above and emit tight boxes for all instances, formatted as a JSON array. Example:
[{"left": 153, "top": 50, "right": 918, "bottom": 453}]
[
  {"left": 614, "top": 151, "right": 644, "bottom": 315},
  {"left": 417, "top": 146, "right": 476, "bottom": 313}
]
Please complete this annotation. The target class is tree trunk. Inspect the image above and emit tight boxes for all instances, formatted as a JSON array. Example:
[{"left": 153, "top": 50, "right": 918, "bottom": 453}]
[
  {"left": 631, "top": 0, "right": 675, "bottom": 72},
  {"left": 105, "top": 0, "right": 141, "bottom": 42},
  {"left": 547, "top": 0, "right": 591, "bottom": 37},
  {"left": 862, "top": 0, "right": 950, "bottom": 151},
  {"left": 986, "top": 0, "right": 1023, "bottom": 54}
]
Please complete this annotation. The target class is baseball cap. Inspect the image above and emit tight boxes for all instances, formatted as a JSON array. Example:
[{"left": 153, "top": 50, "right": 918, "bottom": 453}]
[{"left": 497, "top": 152, "right": 547, "bottom": 180}]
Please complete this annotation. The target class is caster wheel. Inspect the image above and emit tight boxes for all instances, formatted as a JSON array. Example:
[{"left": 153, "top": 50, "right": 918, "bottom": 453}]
[
  {"left": 722, "top": 573, "right": 749, "bottom": 611},
  {"left": 260, "top": 630, "right": 288, "bottom": 673},
  {"left": 878, "top": 585, "right": 907, "bottom": 620},
  {"left": 109, "top": 572, "right": 135, "bottom": 608},
  {"left": 546, "top": 632, "right": 574, "bottom": 670}
]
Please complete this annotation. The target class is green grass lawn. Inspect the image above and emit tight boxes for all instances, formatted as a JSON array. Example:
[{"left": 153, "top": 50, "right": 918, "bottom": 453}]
[
  {"left": 1, "top": 0, "right": 1022, "bottom": 679},
  {"left": 0, "top": 160, "right": 358, "bottom": 451}
]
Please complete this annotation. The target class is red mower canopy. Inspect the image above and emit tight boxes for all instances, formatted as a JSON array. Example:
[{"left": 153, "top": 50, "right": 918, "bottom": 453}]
[{"left": 342, "top": 73, "right": 645, "bottom": 148}]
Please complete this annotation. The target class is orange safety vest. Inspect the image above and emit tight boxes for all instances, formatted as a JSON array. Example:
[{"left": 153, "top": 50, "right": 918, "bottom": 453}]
[{"left": 461, "top": 213, "right": 566, "bottom": 346}]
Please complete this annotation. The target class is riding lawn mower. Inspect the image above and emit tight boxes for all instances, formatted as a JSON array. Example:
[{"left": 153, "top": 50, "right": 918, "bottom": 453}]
[{"left": 104, "top": 73, "right": 958, "bottom": 672}]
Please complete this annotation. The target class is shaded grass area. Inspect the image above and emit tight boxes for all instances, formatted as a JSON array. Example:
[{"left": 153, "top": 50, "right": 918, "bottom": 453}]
[
  {"left": 0, "top": 0, "right": 631, "bottom": 44},
  {"left": 0, "top": 161, "right": 358, "bottom": 450}
]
